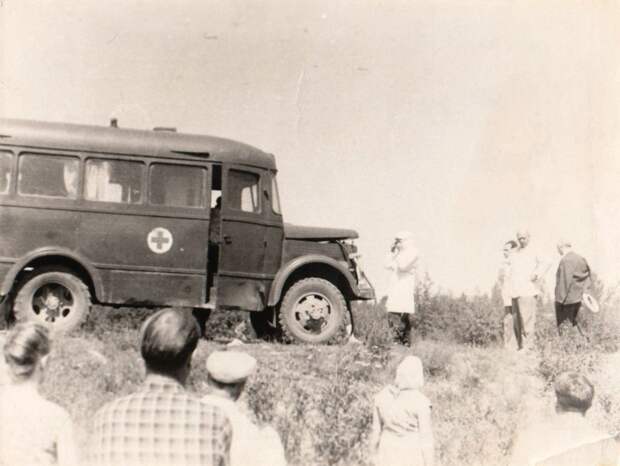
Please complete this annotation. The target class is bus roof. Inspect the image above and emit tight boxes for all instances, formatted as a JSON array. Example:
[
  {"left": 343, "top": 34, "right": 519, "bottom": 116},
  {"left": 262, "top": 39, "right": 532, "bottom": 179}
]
[{"left": 0, "top": 118, "right": 276, "bottom": 170}]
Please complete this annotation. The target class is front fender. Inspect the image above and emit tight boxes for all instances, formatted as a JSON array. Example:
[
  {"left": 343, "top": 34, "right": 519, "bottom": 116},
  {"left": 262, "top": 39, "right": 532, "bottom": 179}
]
[
  {"left": 0, "top": 247, "right": 104, "bottom": 299},
  {"left": 267, "top": 254, "right": 360, "bottom": 307}
]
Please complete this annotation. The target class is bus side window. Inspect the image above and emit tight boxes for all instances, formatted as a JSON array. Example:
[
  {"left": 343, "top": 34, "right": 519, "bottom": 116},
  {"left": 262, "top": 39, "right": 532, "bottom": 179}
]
[
  {"left": 85, "top": 159, "right": 144, "bottom": 204},
  {"left": 0, "top": 152, "right": 12, "bottom": 194},
  {"left": 18, "top": 153, "right": 79, "bottom": 199},
  {"left": 149, "top": 164, "right": 207, "bottom": 208}
]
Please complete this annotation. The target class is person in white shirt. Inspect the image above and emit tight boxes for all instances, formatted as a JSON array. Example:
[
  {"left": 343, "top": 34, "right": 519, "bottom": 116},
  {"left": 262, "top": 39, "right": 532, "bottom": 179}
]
[
  {"left": 384, "top": 231, "right": 419, "bottom": 346},
  {"left": 202, "top": 351, "right": 287, "bottom": 466},
  {"left": 499, "top": 240, "right": 519, "bottom": 350},
  {"left": 0, "top": 322, "right": 78, "bottom": 466},
  {"left": 510, "top": 230, "right": 547, "bottom": 351}
]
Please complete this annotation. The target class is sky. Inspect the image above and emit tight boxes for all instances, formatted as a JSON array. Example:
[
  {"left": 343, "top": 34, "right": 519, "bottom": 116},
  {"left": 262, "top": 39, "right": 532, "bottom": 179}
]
[{"left": 1, "top": 0, "right": 619, "bottom": 296}]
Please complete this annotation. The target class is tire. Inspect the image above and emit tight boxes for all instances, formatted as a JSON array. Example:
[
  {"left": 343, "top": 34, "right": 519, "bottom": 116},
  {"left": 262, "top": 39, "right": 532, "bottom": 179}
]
[
  {"left": 278, "top": 278, "right": 347, "bottom": 344},
  {"left": 13, "top": 271, "right": 91, "bottom": 333}
]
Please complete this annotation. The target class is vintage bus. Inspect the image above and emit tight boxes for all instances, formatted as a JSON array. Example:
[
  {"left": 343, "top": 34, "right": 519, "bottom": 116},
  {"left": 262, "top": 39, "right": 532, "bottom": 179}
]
[{"left": 0, "top": 118, "right": 373, "bottom": 343}]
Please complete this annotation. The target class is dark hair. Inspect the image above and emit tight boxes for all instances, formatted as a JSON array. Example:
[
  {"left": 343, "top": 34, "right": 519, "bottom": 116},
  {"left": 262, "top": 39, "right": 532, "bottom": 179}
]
[
  {"left": 504, "top": 240, "right": 518, "bottom": 249},
  {"left": 4, "top": 322, "right": 51, "bottom": 380},
  {"left": 554, "top": 372, "right": 594, "bottom": 414},
  {"left": 140, "top": 308, "right": 200, "bottom": 374}
]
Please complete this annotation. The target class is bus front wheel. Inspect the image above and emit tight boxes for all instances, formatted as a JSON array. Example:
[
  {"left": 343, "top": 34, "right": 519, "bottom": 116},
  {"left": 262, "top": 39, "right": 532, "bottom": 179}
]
[{"left": 278, "top": 277, "right": 346, "bottom": 344}]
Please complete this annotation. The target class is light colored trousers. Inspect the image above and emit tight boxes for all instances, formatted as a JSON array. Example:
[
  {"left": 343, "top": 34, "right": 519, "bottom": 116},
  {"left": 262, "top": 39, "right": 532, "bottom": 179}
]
[{"left": 503, "top": 306, "right": 517, "bottom": 350}]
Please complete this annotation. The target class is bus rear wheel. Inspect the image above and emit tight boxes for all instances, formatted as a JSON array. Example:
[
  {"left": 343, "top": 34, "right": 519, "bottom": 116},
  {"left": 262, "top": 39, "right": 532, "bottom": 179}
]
[
  {"left": 278, "top": 278, "right": 346, "bottom": 344},
  {"left": 13, "top": 271, "right": 91, "bottom": 333}
]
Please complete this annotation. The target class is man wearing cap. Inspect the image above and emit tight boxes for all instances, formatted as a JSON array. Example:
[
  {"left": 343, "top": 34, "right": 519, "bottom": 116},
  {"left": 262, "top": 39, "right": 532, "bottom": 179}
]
[
  {"left": 509, "top": 230, "right": 547, "bottom": 350},
  {"left": 202, "top": 351, "right": 286, "bottom": 466},
  {"left": 555, "top": 240, "right": 591, "bottom": 335},
  {"left": 384, "top": 231, "right": 418, "bottom": 346},
  {"left": 90, "top": 308, "right": 232, "bottom": 466}
]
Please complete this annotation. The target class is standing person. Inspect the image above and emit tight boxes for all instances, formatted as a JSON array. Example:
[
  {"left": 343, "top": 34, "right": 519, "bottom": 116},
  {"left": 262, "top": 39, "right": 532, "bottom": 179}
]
[
  {"left": 370, "top": 355, "right": 435, "bottom": 466},
  {"left": 209, "top": 196, "right": 222, "bottom": 244},
  {"left": 499, "top": 240, "right": 519, "bottom": 350},
  {"left": 202, "top": 351, "right": 287, "bottom": 466},
  {"left": 555, "top": 240, "right": 591, "bottom": 335},
  {"left": 510, "top": 229, "right": 547, "bottom": 351},
  {"left": 384, "top": 231, "right": 418, "bottom": 346},
  {"left": 90, "top": 308, "right": 232, "bottom": 466},
  {"left": 0, "top": 322, "right": 78, "bottom": 466}
]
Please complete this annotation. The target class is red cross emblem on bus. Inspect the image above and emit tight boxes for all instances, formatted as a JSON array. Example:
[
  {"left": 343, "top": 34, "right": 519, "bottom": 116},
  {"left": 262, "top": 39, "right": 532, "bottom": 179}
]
[{"left": 147, "top": 227, "right": 173, "bottom": 254}]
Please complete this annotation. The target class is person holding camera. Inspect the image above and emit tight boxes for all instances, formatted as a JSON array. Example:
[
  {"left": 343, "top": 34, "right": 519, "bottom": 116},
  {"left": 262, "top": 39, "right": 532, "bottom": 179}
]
[{"left": 384, "top": 231, "right": 418, "bottom": 346}]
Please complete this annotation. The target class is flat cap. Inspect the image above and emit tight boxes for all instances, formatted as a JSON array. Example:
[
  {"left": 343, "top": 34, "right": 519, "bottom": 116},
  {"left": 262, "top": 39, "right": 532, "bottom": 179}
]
[{"left": 206, "top": 351, "right": 257, "bottom": 383}]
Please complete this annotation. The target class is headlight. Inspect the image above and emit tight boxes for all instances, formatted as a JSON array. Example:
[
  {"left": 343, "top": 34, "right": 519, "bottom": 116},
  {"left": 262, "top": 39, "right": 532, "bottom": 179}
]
[{"left": 342, "top": 240, "right": 357, "bottom": 256}]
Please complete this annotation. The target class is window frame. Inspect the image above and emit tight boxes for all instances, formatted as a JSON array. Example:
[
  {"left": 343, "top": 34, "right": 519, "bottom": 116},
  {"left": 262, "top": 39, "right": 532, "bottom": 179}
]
[
  {"left": 226, "top": 167, "right": 262, "bottom": 215},
  {"left": 270, "top": 172, "right": 282, "bottom": 216},
  {"left": 0, "top": 150, "right": 14, "bottom": 196}
]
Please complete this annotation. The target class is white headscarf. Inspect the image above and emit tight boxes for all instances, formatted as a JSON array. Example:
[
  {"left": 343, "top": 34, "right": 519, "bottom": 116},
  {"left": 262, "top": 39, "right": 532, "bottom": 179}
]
[{"left": 395, "top": 355, "right": 424, "bottom": 391}]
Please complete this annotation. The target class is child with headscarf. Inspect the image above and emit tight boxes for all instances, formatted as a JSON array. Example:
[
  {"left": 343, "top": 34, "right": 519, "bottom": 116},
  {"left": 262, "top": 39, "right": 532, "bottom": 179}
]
[{"left": 370, "top": 356, "right": 435, "bottom": 466}]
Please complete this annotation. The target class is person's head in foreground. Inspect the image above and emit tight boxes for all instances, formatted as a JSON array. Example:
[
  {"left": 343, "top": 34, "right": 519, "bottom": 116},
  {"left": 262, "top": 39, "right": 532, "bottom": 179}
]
[
  {"left": 140, "top": 307, "right": 200, "bottom": 385},
  {"left": 206, "top": 350, "right": 257, "bottom": 401},
  {"left": 554, "top": 371, "right": 594, "bottom": 416},
  {"left": 503, "top": 240, "right": 518, "bottom": 258},
  {"left": 556, "top": 239, "right": 572, "bottom": 257},
  {"left": 516, "top": 229, "right": 530, "bottom": 249},
  {"left": 395, "top": 355, "right": 424, "bottom": 391},
  {"left": 3, "top": 322, "right": 51, "bottom": 384}
]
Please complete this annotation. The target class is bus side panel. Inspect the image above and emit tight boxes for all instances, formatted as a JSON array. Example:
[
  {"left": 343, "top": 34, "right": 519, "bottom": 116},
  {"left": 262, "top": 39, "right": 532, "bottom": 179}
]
[
  {"left": 0, "top": 205, "right": 80, "bottom": 258},
  {"left": 0, "top": 204, "right": 210, "bottom": 306},
  {"left": 0, "top": 203, "right": 80, "bottom": 266},
  {"left": 106, "top": 270, "right": 205, "bottom": 306},
  {"left": 78, "top": 209, "right": 209, "bottom": 306}
]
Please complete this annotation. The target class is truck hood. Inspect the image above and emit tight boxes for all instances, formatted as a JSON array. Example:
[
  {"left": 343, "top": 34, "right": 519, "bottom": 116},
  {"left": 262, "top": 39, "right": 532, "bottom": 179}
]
[{"left": 284, "top": 223, "right": 358, "bottom": 241}]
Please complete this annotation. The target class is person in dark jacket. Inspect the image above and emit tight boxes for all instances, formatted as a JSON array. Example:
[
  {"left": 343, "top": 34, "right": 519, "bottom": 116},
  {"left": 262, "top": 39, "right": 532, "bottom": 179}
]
[{"left": 554, "top": 240, "right": 591, "bottom": 334}]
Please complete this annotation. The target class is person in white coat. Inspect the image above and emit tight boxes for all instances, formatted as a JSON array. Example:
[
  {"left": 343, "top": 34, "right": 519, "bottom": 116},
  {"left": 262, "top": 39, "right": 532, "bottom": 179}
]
[{"left": 384, "top": 231, "right": 418, "bottom": 346}]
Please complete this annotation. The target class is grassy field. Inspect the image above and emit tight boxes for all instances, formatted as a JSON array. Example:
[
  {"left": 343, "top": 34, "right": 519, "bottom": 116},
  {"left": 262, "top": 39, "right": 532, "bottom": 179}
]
[{"left": 2, "top": 295, "right": 620, "bottom": 466}]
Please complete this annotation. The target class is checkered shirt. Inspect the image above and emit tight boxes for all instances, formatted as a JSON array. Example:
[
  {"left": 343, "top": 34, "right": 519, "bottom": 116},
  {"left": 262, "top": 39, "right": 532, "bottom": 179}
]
[{"left": 90, "top": 375, "right": 232, "bottom": 466}]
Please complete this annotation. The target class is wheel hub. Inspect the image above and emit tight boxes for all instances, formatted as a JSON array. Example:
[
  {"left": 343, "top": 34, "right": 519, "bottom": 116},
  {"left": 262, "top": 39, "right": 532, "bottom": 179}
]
[
  {"left": 33, "top": 284, "right": 74, "bottom": 323},
  {"left": 294, "top": 294, "right": 331, "bottom": 332},
  {"left": 44, "top": 294, "right": 60, "bottom": 311}
]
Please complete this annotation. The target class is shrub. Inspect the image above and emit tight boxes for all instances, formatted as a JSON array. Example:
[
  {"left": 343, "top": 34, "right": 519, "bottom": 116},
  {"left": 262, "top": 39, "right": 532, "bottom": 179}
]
[
  {"left": 203, "top": 309, "right": 248, "bottom": 341},
  {"left": 378, "top": 272, "right": 502, "bottom": 347},
  {"left": 351, "top": 301, "right": 393, "bottom": 349}
]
